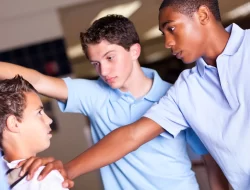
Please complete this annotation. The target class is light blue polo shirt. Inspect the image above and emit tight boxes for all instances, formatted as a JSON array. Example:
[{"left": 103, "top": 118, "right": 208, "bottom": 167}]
[
  {"left": 145, "top": 24, "right": 250, "bottom": 190},
  {"left": 0, "top": 152, "right": 9, "bottom": 190},
  {"left": 58, "top": 68, "right": 207, "bottom": 190}
]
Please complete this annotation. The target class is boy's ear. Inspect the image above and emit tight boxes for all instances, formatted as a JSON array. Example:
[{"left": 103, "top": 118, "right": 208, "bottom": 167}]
[
  {"left": 130, "top": 43, "right": 141, "bottom": 60},
  {"left": 6, "top": 115, "right": 20, "bottom": 133},
  {"left": 197, "top": 5, "right": 210, "bottom": 25}
]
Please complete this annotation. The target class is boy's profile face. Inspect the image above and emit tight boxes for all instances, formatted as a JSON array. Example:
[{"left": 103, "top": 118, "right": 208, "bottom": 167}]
[
  {"left": 17, "top": 92, "right": 52, "bottom": 155},
  {"left": 159, "top": 6, "right": 207, "bottom": 63},
  {"left": 87, "top": 40, "right": 137, "bottom": 90}
]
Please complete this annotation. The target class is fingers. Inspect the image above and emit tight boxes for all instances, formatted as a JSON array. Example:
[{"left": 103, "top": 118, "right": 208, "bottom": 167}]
[
  {"left": 35, "top": 159, "right": 73, "bottom": 188},
  {"left": 16, "top": 159, "right": 27, "bottom": 168},
  {"left": 62, "top": 179, "right": 75, "bottom": 188},
  {"left": 38, "top": 160, "right": 63, "bottom": 181},
  {"left": 58, "top": 165, "right": 68, "bottom": 179},
  {"left": 27, "top": 157, "right": 54, "bottom": 180},
  {"left": 18, "top": 156, "right": 55, "bottom": 180},
  {"left": 18, "top": 156, "right": 37, "bottom": 177}
]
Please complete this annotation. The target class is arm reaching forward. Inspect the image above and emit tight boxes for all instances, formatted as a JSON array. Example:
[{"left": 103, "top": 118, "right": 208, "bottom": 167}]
[
  {"left": 17, "top": 117, "right": 163, "bottom": 188},
  {"left": 65, "top": 117, "right": 164, "bottom": 179},
  {"left": 0, "top": 62, "right": 68, "bottom": 102}
]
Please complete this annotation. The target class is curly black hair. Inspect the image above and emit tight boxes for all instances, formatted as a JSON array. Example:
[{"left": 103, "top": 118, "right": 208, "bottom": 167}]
[
  {"left": 160, "top": 0, "right": 221, "bottom": 21},
  {"left": 80, "top": 14, "right": 140, "bottom": 59}
]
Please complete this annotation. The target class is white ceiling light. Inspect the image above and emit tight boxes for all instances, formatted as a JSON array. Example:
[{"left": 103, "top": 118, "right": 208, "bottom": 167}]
[
  {"left": 143, "top": 25, "right": 162, "bottom": 41},
  {"left": 91, "top": 1, "right": 142, "bottom": 24},
  {"left": 223, "top": 2, "right": 250, "bottom": 21}
]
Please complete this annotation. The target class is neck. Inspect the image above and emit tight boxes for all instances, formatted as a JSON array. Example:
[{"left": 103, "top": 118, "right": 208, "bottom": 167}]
[
  {"left": 202, "top": 23, "right": 230, "bottom": 67},
  {"left": 3, "top": 140, "right": 35, "bottom": 162},
  {"left": 120, "top": 63, "right": 153, "bottom": 99}
]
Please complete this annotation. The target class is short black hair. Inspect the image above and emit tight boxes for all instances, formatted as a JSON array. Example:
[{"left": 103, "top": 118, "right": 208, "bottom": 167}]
[
  {"left": 80, "top": 14, "right": 140, "bottom": 59},
  {"left": 159, "top": 0, "right": 221, "bottom": 21}
]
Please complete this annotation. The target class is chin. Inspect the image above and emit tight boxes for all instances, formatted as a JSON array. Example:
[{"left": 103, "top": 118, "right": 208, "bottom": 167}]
[
  {"left": 182, "top": 57, "right": 196, "bottom": 64},
  {"left": 40, "top": 142, "right": 51, "bottom": 152},
  {"left": 109, "top": 82, "right": 122, "bottom": 89}
]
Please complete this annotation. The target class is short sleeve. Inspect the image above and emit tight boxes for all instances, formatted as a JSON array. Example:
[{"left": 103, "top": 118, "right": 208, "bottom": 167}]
[
  {"left": 185, "top": 128, "right": 208, "bottom": 155},
  {"left": 144, "top": 85, "right": 189, "bottom": 138},
  {"left": 58, "top": 77, "right": 108, "bottom": 116}
]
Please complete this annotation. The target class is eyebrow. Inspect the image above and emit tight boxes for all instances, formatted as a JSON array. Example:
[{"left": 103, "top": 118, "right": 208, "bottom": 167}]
[
  {"left": 103, "top": 50, "right": 115, "bottom": 57},
  {"left": 89, "top": 50, "right": 115, "bottom": 62},
  {"left": 159, "top": 20, "right": 174, "bottom": 30},
  {"left": 36, "top": 106, "right": 44, "bottom": 110}
]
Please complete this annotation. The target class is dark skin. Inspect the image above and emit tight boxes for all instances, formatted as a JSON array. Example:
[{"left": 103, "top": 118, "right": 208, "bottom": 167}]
[
  {"left": 16, "top": 6, "right": 230, "bottom": 189},
  {"left": 17, "top": 118, "right": 162, "bottom": 188},
  {"left": 159, "top": 6, "right": 229, "bottom": 66}
]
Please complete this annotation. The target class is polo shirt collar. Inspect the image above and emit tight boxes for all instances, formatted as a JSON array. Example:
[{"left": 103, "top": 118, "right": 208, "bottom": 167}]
[
  {"left": 197, "top": 23, "right": 245, "bottom": 77},
  {"left": 143, "top": 68, "right": 166, "bottom": 102},
  {"left": 2, "top": 156, "right": 25, "bottom": 169},
  {"left": 222, "top": 23, "right": 245, "bottom": 56},
  {"left": 110, "top": 67, "right": 166, "bottom": 102}
]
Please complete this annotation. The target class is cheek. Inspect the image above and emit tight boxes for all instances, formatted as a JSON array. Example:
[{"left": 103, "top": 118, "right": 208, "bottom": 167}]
[
  {"left": 94, "top": 65, "right": 101, "bottom": 74},
  {"left": 120, "top": 55, "right": 132, "bottom": 70},
  {"left": 185, "top": 26, "right": 204, "bottom": 48}
]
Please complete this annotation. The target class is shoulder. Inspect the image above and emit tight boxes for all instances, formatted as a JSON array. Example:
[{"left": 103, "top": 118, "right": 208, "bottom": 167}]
[
  {"left": 33, "top": 167, "right": 67, "bottom": 189},
  {"left": 243, "top": 29, "right": 250, "bottom": 46},
  {"left": 245, "top": 28, "right": 250, "bottom": 35},
  {"left": 31, "top": 166, "right": 64, "bottom": 182},
  {"left": 16, "top": 166, "right": 68, "bottom": 190},
  {"left": 38, "top": 167, "right": 64, "bottom": 182},
  {"left": 174, "top": 67, "right": 199, "bottom": 89},
  {"left": 63, "top": 77, "right": 111, "bottom": 95},
  {"left": 63, "top": 77, "right": 106, "bottom": 88},
  {"left": 163, "top": 67, "right": 199, "bottom": 103}
]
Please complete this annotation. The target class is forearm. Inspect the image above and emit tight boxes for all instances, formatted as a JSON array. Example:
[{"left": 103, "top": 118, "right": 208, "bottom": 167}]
[
  {"left": 0, "top": 62, "right": 41, "bottom": 85},
  {"left": 64, "top": 117, "right": 163, "bottom": 180},
  {"left": 0, "top": 62, "right": 67, "bottom": 101},
  {"left": 64, "top": 125, "right": 138, "bottom": 179},
  {"left": 202, "top": 154, "right": 229, "bottom": 190}
]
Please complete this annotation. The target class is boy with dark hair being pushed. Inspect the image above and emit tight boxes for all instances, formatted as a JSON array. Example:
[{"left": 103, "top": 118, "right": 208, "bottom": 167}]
[{"left": 0, "top": 75, "right": 68, "bottom": 190}]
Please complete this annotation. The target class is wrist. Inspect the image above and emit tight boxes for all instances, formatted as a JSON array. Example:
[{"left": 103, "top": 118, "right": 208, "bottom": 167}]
[{"left": 64, "top": 163, "right": 75, "bottom": 180}]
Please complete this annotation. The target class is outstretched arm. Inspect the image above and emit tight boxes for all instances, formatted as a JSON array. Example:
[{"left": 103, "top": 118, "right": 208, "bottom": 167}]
[
  {"left": 0, "top": 62, "right": 68, "bottom": 102},
  {"left": 18, "top": 117, "right": 163, "bottom": 188},
  {"left": 65, "top": 117, "right": 164, "bottom": 179}
]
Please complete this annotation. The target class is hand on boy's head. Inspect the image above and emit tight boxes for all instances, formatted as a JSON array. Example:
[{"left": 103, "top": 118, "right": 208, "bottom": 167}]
[{"left": 16, "top": 156, "right": 74, "bottom": 188}]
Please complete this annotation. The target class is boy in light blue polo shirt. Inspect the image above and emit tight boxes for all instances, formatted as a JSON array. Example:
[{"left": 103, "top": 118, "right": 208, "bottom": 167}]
[
  {"left": 0, "top": 15, "right": 227, "bottom": 189},
  {"left": 67, "top": 1, "right": 250, "bottom": 189}
]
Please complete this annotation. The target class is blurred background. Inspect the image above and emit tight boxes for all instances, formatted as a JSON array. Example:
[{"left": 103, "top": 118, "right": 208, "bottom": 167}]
[{"left": 0, "top": 0, "right": 249, "bottom": 189}]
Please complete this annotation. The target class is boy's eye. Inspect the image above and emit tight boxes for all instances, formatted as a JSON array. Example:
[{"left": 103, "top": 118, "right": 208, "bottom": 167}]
[
  {"left": 91, "top": 62, "right": 99, "bottom": 66},
  {"left": 38, "top": 110, "right": 43, "bottom": 115},
  {"left": 107, "top": 56, "right": 114, "bottom": 60},
  {"left": 167, "top": 26, "right": 175, "bottom": 32}
]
